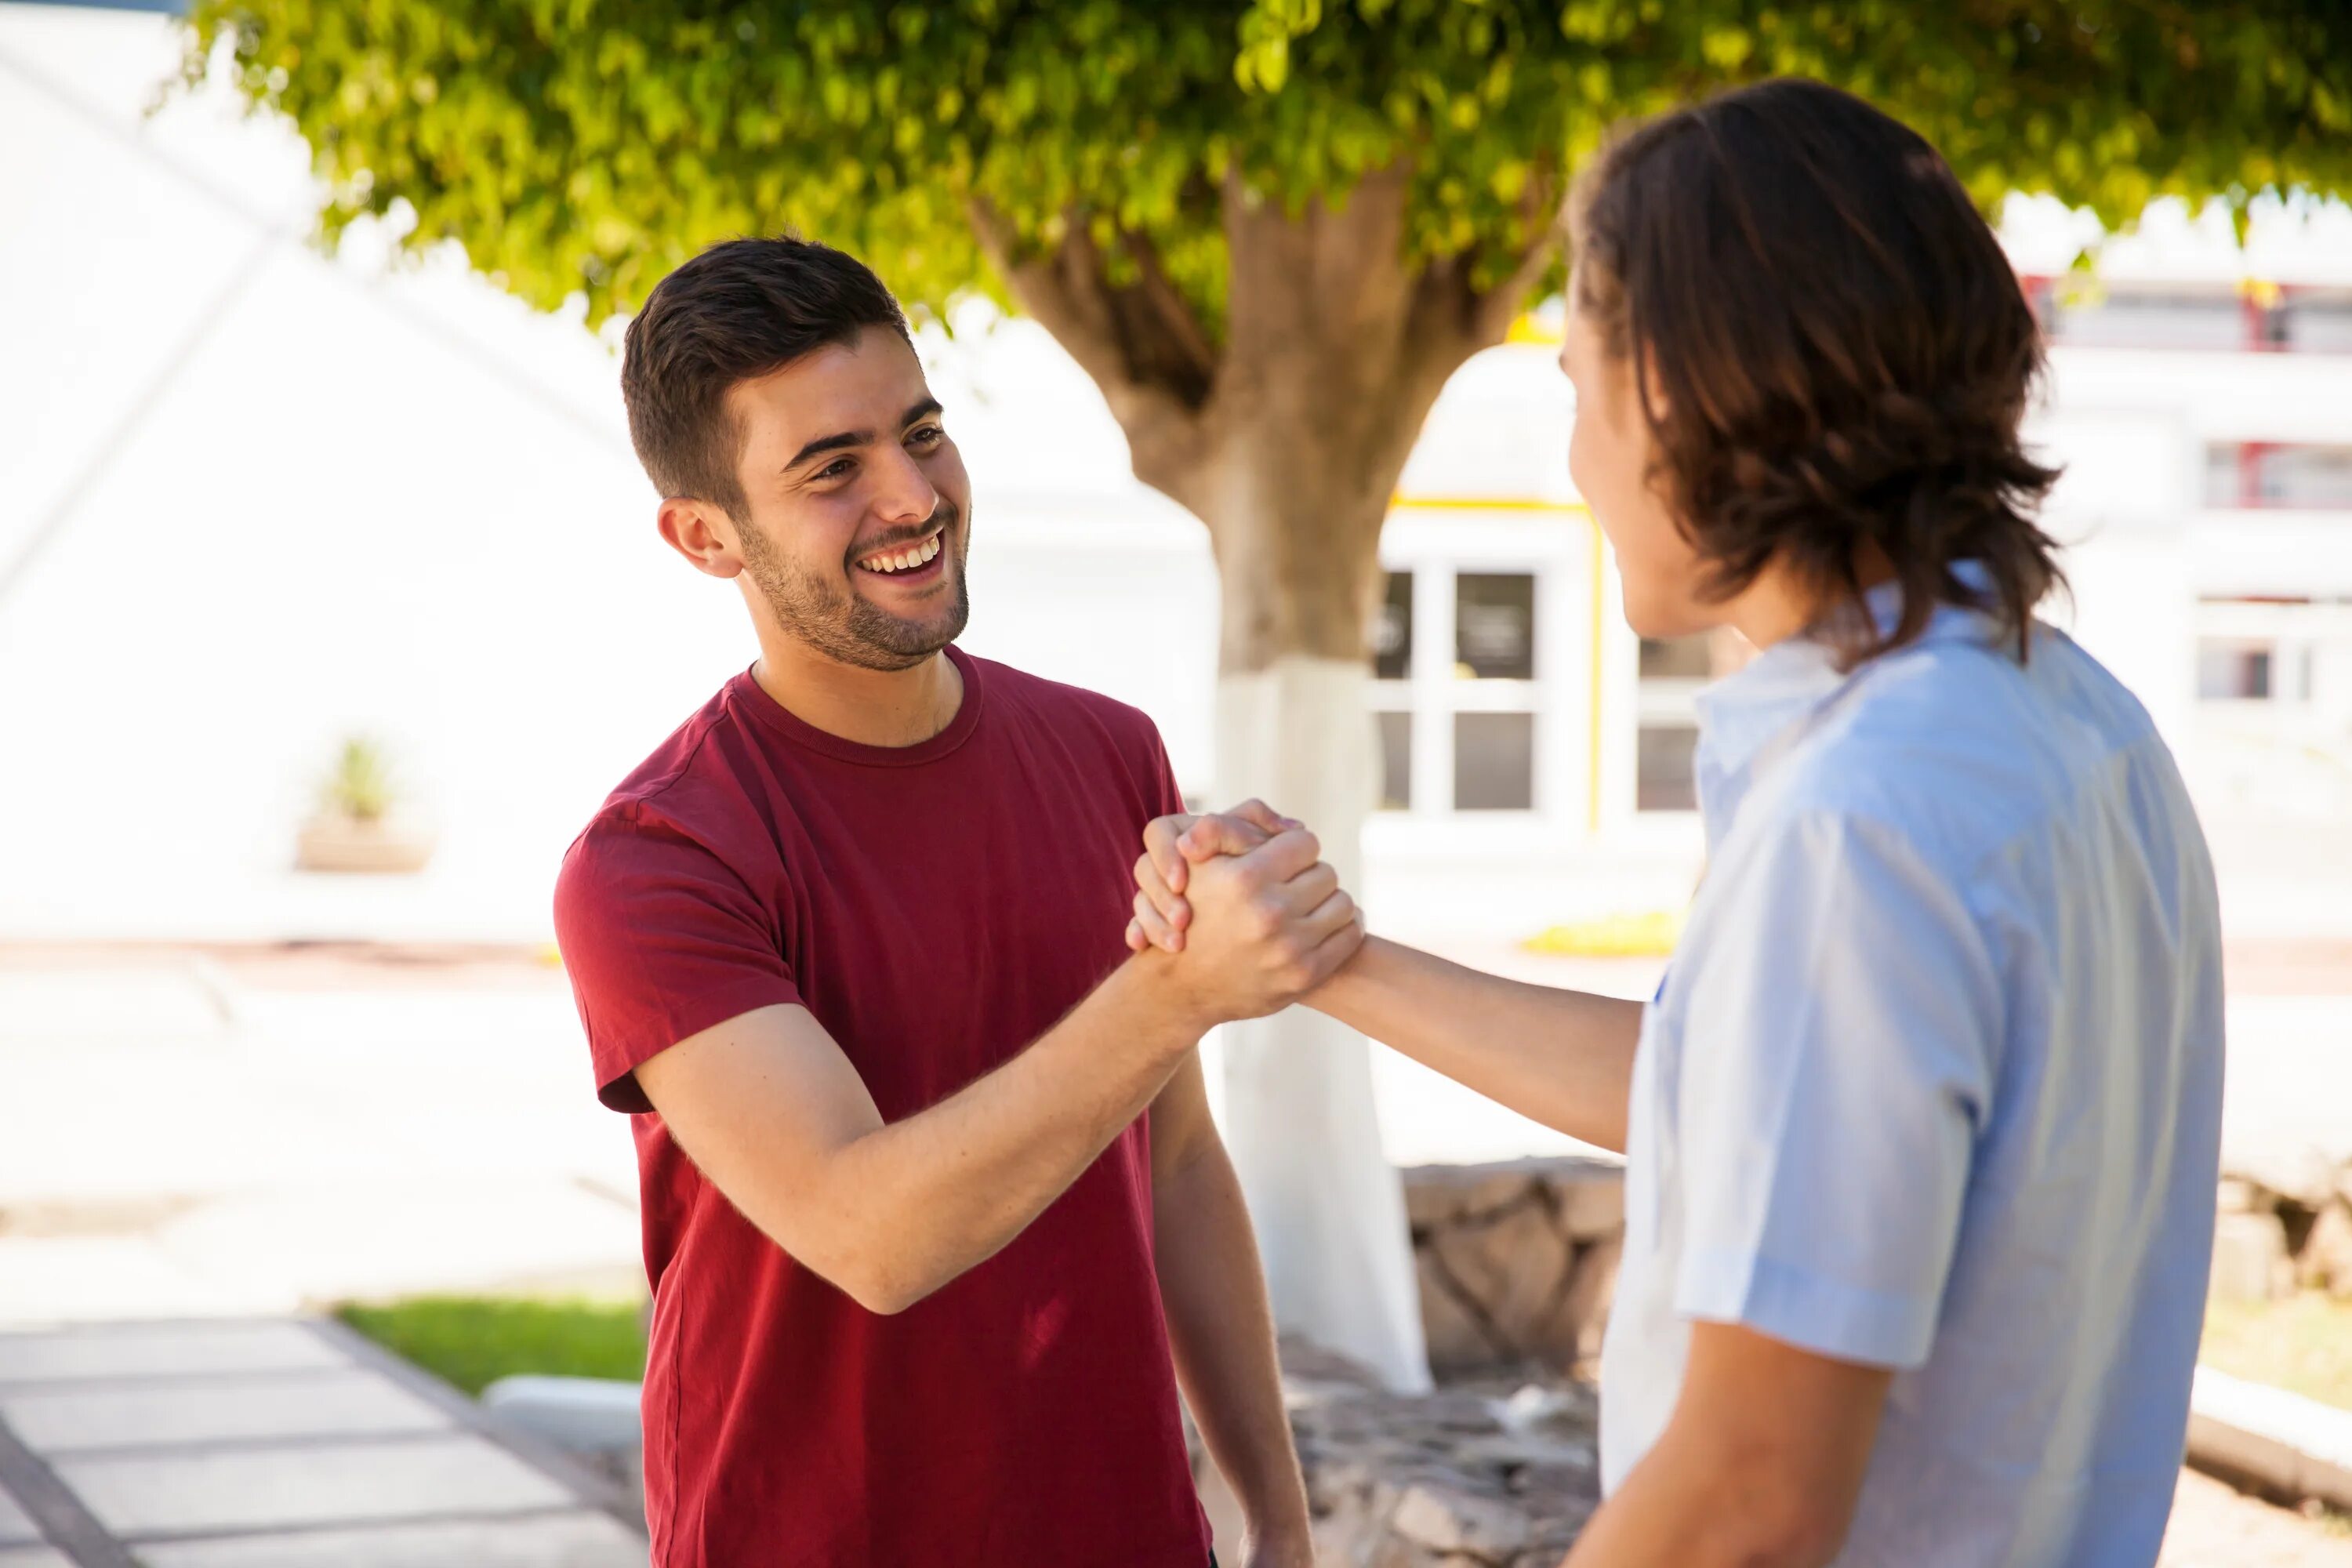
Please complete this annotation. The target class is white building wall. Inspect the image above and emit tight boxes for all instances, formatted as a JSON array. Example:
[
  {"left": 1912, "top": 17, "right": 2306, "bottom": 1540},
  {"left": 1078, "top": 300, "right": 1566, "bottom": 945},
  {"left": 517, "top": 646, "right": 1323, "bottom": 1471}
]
[{"left": 5, "top": 4, "right": 2350, "bottom": 949}]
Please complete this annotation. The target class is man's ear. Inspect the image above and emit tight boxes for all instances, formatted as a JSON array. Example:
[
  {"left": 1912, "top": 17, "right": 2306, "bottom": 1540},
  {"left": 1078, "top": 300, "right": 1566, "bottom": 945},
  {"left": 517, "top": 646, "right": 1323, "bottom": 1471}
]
[{"left": 658, "top": 495, "right": 746, "bottom": 580}]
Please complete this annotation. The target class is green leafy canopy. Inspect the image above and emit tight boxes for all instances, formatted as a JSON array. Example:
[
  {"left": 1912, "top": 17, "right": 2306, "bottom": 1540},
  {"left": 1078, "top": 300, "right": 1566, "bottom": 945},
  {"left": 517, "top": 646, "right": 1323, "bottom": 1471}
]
[{"left": 183, "top": 1, "right": 2352, "bottom": 336}]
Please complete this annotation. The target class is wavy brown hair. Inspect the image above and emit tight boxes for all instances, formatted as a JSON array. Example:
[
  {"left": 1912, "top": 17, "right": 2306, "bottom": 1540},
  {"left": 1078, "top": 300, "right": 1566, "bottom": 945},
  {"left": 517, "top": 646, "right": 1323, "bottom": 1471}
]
[{"left": 1570, "top": 78, "right": 2063, "bottom": 663}]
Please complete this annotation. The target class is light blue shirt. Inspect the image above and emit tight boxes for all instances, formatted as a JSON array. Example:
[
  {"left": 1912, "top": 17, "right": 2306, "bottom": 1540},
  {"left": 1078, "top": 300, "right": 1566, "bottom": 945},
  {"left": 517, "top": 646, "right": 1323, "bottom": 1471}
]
[{"left": 1599, "top": 582, "right": 2226, "bottom": 1566}]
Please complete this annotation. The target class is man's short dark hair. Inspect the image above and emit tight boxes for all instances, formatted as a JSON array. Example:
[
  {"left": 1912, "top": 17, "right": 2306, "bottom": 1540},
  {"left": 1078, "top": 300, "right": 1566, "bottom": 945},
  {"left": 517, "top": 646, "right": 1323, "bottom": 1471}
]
[
  {"left": 1571, "top": 78, "right": 2064, "bottom": 663},
  {"left": 622, "top": 236, "right": 913, "bottom": 517}
]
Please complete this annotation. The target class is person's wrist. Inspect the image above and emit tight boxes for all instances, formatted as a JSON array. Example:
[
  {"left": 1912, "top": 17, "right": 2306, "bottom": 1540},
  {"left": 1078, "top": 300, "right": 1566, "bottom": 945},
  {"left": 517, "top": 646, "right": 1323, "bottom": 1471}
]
[
  {"left": 1243, "top": 1511, "right": 1315, "bottom": 1568},
  {"left": 1123, "top": 946, "right": 1225, "bottom": 1045},
  {"left": 1303, "top": 930, "right": 1376, "bottom": 1013}
]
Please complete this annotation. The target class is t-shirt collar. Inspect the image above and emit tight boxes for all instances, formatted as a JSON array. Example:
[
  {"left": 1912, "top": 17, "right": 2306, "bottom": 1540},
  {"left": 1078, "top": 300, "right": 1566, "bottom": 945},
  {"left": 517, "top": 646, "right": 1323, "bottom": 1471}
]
[
  {"left": 728, "top": 643, "right": 986, "bottom": 767},
  {"left": 1692, "top": 564, "right": 2002, "bottom": 838}
]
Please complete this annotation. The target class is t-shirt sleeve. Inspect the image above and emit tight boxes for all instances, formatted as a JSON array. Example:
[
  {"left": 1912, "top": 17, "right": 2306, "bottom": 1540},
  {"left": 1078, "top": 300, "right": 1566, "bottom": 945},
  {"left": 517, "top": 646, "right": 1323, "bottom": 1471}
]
[
  {"left": 1139, "top": 722, "right": 1186, "bottom": 822},
  {"left": 1669, "top": 810, "right": 2000, "bottom": 1369},
  {"left": 553, "top": 812, "right": 803, "bottom": 1114}
]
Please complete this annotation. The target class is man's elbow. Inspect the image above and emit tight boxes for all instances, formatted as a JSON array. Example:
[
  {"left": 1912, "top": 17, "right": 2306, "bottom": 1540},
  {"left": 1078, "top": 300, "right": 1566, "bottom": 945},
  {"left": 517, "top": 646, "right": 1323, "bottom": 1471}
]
[{"left": 798, "top": 1239, "right": 942, "bottom": 1318}]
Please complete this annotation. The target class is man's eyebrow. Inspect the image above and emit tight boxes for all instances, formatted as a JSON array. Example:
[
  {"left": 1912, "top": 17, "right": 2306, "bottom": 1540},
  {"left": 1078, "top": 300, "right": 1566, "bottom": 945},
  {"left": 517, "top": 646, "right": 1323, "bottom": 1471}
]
[
  {"left": 783, "top": 428, "right": 869, "bottom": 471},
  {"left": 781, "top": 400, "right": 945, "bottom": 473}
]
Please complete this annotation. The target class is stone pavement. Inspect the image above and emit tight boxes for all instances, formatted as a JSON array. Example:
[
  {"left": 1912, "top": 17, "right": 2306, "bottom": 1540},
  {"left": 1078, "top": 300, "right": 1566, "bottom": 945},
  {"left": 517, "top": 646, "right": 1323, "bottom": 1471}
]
[{"left": 0, "top": 1318, "right": 646, "bottom": 1567}]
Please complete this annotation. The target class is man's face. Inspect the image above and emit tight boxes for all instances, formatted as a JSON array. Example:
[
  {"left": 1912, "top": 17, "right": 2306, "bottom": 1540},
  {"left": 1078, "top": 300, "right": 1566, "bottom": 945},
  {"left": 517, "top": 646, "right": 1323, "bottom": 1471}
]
[
  {"left": 1559, "top": 289, "right": 1718, "bottom": 641},
  {"left": 724, "top": 325, "right": 973, "bottom": 671}
]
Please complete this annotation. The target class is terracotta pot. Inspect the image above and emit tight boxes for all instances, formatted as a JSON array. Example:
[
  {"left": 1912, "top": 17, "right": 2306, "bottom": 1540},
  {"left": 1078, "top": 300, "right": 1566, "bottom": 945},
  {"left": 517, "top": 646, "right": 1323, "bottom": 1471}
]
[{"left": 296, "top": 811, "right": 436, "bottom": 873}]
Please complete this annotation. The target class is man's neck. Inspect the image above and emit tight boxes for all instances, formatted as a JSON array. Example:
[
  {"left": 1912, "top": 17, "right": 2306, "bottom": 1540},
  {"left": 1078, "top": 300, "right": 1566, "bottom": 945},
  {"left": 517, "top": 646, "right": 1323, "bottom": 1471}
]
[
  {"left": 752, "top": 637, "right": 964, "bottom": 749},
  {"left": 1729, "top": 547, "right": 1900, "bottom": 651}
]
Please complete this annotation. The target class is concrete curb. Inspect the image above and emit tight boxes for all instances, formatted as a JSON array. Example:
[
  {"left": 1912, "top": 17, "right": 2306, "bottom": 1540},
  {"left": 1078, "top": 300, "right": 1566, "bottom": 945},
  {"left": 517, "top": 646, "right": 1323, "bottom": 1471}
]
[{"left": 2187, "top": 1363, "right": 2352, "bottom": 1512}]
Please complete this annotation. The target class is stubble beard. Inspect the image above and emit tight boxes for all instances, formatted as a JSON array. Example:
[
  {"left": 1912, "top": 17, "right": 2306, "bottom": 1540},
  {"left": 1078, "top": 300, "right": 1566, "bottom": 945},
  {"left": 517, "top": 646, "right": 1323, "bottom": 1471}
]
[{"left": 737, "top": 501, "right": 972, "bottom": 673}]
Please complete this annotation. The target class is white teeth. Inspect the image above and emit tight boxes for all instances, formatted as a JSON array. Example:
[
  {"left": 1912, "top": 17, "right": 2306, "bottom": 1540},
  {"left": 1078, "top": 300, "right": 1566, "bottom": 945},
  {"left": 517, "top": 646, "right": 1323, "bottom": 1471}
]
[{"left": 862, "top": 531, "right": 942, "bottom": 574}]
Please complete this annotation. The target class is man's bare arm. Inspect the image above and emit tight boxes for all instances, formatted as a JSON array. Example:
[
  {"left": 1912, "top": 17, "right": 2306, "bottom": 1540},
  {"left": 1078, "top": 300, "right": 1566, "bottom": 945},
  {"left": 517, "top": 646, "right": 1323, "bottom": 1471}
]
[
  {"left": 637, "top": 828, "right": 1358, "bottom": 1316},
  {"left": 1131, "top": 814, "right": 1643, "bottom": 1153},
  {"left": 1560, "top": 1323, "right": 1891, "bottom": 1567},
  {"left": 1149, "top": 1056, "right": 1312, "bottom": 1566},
  {"left": 1308, "top": 937, "right": 1642, "bottom": 1153}
]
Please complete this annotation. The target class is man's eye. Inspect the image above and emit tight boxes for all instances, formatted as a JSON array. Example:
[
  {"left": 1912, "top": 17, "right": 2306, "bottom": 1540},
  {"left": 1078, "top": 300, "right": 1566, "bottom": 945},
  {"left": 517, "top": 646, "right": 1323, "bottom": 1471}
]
[
  {"left": 909, "top": 425, "right": 945, "bottom": 448},
  {"left": 817, "top": 459, "right": 854, "bottom": 480}
]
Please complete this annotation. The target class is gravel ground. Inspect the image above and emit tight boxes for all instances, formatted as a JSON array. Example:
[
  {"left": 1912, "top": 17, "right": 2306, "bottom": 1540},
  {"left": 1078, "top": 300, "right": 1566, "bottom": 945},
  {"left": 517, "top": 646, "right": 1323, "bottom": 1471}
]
[{"left": 2161, "top": 1471, "right": 2352, "bottom": 1567}]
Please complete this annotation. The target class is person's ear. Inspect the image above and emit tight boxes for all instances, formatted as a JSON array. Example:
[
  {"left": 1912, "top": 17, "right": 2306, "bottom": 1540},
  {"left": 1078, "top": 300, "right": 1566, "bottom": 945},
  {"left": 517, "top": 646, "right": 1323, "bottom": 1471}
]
[{"left": 658, "top": 496, "right": 746, "bottom": 580}]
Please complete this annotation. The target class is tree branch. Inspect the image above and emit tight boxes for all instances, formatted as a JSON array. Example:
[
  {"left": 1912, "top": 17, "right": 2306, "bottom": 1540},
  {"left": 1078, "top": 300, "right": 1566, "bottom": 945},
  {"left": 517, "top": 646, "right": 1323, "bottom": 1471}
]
[
  {"left": 969, "top": 198, "right": 1214, "bottom": 506},
  {"left": 1120, "top": 227, "right": 1218, "bottom": 393}
]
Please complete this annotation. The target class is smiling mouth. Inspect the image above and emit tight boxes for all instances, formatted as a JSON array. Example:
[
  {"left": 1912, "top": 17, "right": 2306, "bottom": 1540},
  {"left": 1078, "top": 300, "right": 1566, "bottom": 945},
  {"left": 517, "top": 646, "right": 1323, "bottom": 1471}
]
[{"left": 855, "top": 526, "right": 946, "bottom": 577}]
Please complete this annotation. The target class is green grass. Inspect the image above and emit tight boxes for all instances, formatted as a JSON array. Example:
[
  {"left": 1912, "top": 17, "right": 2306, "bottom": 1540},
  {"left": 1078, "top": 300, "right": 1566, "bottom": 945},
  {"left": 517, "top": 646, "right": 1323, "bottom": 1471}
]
[
  {"left": 2202, "top": 1290, "right": 2352, "bottom": 1414},
  {"left": 337, "top": 1295, "right": 647, "bottom": 1397}
]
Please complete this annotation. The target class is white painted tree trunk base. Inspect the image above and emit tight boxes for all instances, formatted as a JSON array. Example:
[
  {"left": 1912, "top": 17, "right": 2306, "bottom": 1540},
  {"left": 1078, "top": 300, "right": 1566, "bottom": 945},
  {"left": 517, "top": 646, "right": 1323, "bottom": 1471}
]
[{"left": 1216, "top": 659, "right": 1432, "bottom": 1393}]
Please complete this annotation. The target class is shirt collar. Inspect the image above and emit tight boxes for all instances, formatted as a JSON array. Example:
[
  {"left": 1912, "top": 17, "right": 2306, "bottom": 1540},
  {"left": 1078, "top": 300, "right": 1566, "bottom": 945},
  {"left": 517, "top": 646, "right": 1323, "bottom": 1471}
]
[{"left": 1692, "top": 565, "right": 2005, "bottom": 837}]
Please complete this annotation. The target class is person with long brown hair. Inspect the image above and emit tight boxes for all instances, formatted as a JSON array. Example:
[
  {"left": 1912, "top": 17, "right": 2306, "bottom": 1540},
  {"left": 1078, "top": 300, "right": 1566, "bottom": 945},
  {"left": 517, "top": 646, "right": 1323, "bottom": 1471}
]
[{"left": 1131, "top": 79, "right": 2223, "bottom": 1566}]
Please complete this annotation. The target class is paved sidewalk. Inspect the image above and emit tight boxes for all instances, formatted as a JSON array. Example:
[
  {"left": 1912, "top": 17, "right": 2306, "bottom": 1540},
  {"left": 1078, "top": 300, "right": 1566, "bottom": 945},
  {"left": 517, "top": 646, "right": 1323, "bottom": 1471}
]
[{"left": 0, "top": 1319, "right": 645, "bottom": 1567}]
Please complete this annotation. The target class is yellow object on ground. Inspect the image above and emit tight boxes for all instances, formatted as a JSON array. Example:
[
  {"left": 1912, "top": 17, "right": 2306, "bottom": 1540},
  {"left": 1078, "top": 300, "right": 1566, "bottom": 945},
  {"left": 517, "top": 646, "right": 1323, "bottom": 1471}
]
[{"left": 1523, "top": 910, "right": 1684, "bottom": 957}]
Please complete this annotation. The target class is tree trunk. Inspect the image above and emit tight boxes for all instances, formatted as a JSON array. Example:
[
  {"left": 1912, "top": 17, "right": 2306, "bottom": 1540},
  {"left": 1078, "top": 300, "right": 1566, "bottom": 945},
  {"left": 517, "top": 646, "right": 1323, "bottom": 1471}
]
[
  {"left": 1200, "top": 436, "right": 1432, "bottom": 1393},
  {"left": 1215, "top": 658, "right": 1431, "bottom": 1392},
  {"left": 975, "top": 164, "right": 1559, "bottom": 1393}
]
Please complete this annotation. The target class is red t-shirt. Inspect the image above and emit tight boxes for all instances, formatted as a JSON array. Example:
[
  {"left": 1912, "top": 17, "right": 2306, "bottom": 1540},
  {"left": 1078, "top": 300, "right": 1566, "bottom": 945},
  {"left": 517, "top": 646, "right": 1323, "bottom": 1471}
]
[{"left": 553, "top": 647, "right": 1210, "bottom": 1568}]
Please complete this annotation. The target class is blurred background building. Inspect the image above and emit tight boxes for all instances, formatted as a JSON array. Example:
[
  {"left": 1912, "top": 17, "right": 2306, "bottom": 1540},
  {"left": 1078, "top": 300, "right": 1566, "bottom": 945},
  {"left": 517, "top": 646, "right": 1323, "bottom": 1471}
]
[{"left": 5, "top": 1, "right": 2350, "bottom": 957}]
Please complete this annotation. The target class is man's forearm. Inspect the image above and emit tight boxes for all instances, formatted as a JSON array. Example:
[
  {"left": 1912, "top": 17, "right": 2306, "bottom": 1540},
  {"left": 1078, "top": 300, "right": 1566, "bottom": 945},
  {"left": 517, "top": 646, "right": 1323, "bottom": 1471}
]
[
  {"left": 1560, "top": 1426, "right": 1848, "bottom": 1568},
  {"left": 822, "top": 956, "right": 1207, "bottom": 1312},
  {"left": 1308, "top": 936, "right": 1645, "bottom": 1153},
  {"left": 1154, "top": 1141, "right": 1312, "bottom": 1560}
]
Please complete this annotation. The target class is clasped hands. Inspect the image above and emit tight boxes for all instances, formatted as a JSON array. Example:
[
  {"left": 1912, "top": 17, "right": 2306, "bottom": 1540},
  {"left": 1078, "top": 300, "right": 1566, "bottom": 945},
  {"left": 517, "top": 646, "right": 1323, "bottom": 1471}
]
[{"left": 1122, "top": 799, "right": 1361, "bottom": 1022}]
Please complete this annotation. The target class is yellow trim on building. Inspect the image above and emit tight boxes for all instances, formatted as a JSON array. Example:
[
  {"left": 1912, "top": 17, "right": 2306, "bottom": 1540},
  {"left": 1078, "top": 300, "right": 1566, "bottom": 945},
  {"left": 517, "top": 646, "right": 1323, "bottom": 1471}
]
[
  {"left": 1388, "top": 495, "right": 1589, "bottom": 514},
  {"left": 1505, "top": 314, "right": 1566, "bottom": 347},
  {"left": 1588, "top": 516, "right": 1606, "bottom": 836}
]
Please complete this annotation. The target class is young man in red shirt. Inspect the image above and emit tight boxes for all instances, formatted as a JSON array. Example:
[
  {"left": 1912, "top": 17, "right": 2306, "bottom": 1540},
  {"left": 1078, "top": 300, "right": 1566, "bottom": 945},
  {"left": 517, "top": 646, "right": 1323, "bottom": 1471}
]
[{"left": 553, "top": 237, "right": 1352, "bottom": 1567}]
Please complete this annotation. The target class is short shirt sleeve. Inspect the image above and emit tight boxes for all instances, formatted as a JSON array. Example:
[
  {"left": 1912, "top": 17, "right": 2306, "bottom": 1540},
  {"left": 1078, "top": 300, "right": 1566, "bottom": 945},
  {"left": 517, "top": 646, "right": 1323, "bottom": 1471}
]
[
  {"left": 1669, "top": 810, "right": 2000, "bottom": 1369},
  {"left": 553, "top": 812, "right": 802, "bottom": 1113}
]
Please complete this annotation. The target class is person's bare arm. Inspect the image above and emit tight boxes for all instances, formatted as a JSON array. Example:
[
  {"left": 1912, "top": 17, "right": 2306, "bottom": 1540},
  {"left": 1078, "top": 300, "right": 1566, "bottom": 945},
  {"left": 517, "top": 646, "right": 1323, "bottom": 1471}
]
[
  {"left": 1559, "top": 1323, "right": 1892, "bottom": 1567},
  {"left": 638, "top": 829, "right": 1359, "bottom": 1316},
  {"left": 1149, "top": 1056, "right": 1312, "bottom": 1568},
  {"left": 1128, "top": 812, "right": 1644, "bottom": 1152}
]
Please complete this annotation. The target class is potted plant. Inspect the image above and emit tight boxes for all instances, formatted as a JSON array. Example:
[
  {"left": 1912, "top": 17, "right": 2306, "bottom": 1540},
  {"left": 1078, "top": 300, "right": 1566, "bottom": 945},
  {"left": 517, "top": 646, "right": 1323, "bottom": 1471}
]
[{"left": 296, "top": 736, "right": 436, "bottom": 873}]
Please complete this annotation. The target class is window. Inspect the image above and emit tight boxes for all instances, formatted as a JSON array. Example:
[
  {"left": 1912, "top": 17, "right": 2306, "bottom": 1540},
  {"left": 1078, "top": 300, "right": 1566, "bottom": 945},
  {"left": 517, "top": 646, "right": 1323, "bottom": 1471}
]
[
  {"left": 1370, "top": 565, "right": 1543, "bottom": 815},
  {"left": 1637, "top": 724, "right": 1700, "bottom": 811},
  {"left": 1374, "top": 571, "right": 1413, "bottom": 681},
  {"left": 1377, "top": 712, "right": 1412, "bottom": 809},
  {"left": 1635, "top": 630, "right": 1741, "bottom": 814},
  {"left": 2280, "top": 289, "right": 2352, "bottom": 354},
  {"left": 2046, "top": 285, "right": 2247, "bottom": 351},
  {"left": 1639, "top": 636, "right": 1714, "bottom": 680},
  {"left": 2208, "top": 444, "right": 2352, "bottom": 510},
  {"left": 1455, "top": 713, "right": 1534, "bottom": 811},
  {"left": 1456, "top": 573, "right": 1536, "bottom": 680},
  {"left": 2199, "top": 644, "right": 2274, "bottom": 701}
]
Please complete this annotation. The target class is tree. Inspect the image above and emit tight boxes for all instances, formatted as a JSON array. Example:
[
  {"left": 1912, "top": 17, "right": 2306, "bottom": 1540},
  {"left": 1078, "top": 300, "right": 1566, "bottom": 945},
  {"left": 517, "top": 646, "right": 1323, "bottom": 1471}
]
[{"left": 185, "top": 0, "right": 2352, "bottom": 1389}]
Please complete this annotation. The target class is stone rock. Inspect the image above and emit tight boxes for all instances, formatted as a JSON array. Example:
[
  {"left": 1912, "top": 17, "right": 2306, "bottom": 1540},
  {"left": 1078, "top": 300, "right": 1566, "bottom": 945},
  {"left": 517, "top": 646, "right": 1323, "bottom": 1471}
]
[
  {"left": 1403, "top": 1159, "right": 1626, "bottom": 1379},
  {"left": 2211, "top": 1210, "right": 2291, "bottom": 1302},
  {"left": 2227, "top": 1147, "right": 2344, "bottom": 1212},
  {"left": 2216, "top": 1177, "right": 2265, "bottom": 1215},
  {"left": 1231, "top": 1337, "right": 1601, "bottom": 1568},
  {"left": 1392, "top": 1481, "right": 1533, "bottom": 1556},
  {"left": 2298, "top": 1201, "right": 2352, "bottom": 1298}
]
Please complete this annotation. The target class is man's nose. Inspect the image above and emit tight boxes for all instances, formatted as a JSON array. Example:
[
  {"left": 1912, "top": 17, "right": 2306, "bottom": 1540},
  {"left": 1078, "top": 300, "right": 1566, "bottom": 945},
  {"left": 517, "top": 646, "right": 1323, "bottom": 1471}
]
[{"left": 871, "top": 444, "right": 940, "bottom": 524}]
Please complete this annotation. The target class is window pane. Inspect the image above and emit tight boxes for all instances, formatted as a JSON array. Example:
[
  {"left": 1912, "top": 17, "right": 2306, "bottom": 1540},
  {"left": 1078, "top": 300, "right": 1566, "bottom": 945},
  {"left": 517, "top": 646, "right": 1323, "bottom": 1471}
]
[
  {"left": 1454, "top": 713, "right": 1534, "bottom": 811},
  {"left": 1455, "top": 573, "right": 1535, "bottom": 680},
  {"left": 2051, "top": 288, "right": 2245, "bottom": 350},
  {"left": 1637, "top": 723, "right": 1700, "bottom": 812},
  {"left": 1374, "top": 572, "right": 1413, "bottom": 681},
  {"left": 1377, "top": 711, "right": 1412, "bottom": 810},
  {"left": 1639, "top": 635, "right": 1714, "bottom": 680},
  {"left": 2198, "top": 643, "right": 2274, "bottom": 701}
]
